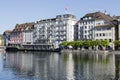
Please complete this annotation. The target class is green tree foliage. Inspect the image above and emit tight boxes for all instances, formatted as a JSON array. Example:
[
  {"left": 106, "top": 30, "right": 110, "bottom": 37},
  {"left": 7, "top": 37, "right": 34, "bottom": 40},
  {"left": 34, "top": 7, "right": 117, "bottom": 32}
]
[
  {"left": 83, "top": 40, "right": 91, "bottom": 47},
  {"left": 61, "top": 40, "right": 110, "bottom": 49},
  {"left": 90, "top": 40, "right": 98, "bottom": 47},
  {"left": 95, "top": 40, "right": 102, "bottom": 46},
  {"left": 114, "top": 40, "right": 120, "bottom": 47},
  {"left": 101, "top": 40, "right": 109, "bottom": 47},
  {"left": 61, "top": 41, "right": 69, "bottom": 47},
  {"left": 77, "top": 41, "right": 83, "bottom": 48},
  {"left": 69, "top": 41, "right": 77, "bottom": 48}
]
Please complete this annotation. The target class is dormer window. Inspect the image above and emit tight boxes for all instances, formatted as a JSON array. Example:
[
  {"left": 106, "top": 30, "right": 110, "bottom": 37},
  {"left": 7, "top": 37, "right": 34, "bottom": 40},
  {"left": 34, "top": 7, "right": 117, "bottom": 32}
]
[{"left": 89, "top": 17, "right": 92, "bottom": 19}]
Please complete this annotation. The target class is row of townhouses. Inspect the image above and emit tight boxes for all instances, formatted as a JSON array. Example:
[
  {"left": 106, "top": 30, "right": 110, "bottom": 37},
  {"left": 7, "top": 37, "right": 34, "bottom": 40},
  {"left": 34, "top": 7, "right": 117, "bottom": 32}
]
[{"left": 3, "top": 12, "right": 120, "bottom": 50}]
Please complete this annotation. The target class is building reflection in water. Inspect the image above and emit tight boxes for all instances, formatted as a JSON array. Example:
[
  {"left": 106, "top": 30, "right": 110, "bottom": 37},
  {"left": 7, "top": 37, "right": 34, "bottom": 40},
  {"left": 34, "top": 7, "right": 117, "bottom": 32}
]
[
  {"left": 115, "top": 54, "right": 120, "bottom": 80},
  {"left": 3, "top": 51, "right": 119, "bottom": 80},
  {"left": 72, "top": 53, "right": 115, "bottom": 80}
]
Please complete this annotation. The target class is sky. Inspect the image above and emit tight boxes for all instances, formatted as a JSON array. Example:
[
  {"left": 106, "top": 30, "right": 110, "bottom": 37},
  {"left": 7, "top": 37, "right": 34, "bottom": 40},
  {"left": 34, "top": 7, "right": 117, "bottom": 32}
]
[{"left": 0, "top": 0, "right": 120, "bottom": 34}]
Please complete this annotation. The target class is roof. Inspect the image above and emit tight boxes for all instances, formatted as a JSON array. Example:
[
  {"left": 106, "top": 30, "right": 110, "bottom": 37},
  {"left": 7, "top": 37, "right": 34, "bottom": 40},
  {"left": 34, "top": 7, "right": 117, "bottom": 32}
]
[
  {"left": 78, "top": 12, "right": 115, "bottom": 27},
  {"left": 36, "top": 18, "right": 56, "bottom": 23},
  {"left": 82, "top": 12, "right": 113, "bottom": 20},
  {"left": 13, "top": 22, "right": 35, "bottom": 32},
  {"left": 4, "top": 30, "right": 12, "bottom": 35}
]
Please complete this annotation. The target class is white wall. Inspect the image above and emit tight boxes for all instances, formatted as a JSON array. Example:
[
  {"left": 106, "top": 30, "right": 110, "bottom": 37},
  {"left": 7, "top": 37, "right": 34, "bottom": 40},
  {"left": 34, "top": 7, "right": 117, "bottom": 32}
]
[{"left": 23, "top": 31, "right": 33, "bottom": 44}]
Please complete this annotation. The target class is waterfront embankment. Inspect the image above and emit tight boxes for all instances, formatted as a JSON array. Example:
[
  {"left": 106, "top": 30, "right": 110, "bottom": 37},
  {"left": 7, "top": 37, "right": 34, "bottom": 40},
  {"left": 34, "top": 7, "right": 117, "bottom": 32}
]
[{"left": 61, "top": 49, "right": 120, "bottom": 55}]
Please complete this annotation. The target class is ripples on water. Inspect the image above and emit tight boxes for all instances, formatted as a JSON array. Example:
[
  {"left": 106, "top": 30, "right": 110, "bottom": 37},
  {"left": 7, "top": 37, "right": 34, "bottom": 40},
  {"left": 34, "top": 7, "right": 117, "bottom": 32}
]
[{"left": 0, "top": 50, "right": 119, "bottom": 80}]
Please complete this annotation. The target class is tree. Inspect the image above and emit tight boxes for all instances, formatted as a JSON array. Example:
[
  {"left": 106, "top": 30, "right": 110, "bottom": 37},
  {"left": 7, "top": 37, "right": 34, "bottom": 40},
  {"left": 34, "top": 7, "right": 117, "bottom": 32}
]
[
  {"left": 61, "top": 41, "right": 69, "bottom": 48},
  {"left": 95, "top": 40, "right": 102, "bottom": 46},
  {"left": 114, "top": 40, "right": 120, "bottom": 50},
  {"left": 101, "top": 40, "right": 109, "bottom": 47},
  {"left": 68, "top": 41, "right": 78, "bottom": 49},
  {"left": 91, "top": 40, "right": 99, "bottom": 47},
  {"left": 77, "top": 40, "right": 83, "bottom": 48},
  {"left": 90, "top": 40, "right": 98, "bottom": 50},
  {"left": 100, "top": 40, "right": 109, "bottom": 50},
  {"left": 114, "top": 40, "right": 120, "bottom": 47},
  {"left": 83, "top": 40, "right": 91, "bottom": 48}
]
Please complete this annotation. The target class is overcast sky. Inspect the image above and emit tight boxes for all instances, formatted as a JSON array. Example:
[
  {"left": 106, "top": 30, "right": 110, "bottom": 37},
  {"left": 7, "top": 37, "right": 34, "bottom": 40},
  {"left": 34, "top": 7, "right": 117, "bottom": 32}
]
[{"left": 0, "top": 0, "right": 120, "bottom": 34}]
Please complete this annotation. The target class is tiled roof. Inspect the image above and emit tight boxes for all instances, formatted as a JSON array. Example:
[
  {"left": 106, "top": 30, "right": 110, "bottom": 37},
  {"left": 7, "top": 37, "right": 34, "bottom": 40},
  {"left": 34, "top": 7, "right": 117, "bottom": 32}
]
[
  {"left": 82, "top": 12, "right": 113, "bottom": 20},
  {"left": 78, "top": 12, "right": 115, "bottom": 26},
  {"left": 13, "top": 22, "right": 35, "bottom": 32}
]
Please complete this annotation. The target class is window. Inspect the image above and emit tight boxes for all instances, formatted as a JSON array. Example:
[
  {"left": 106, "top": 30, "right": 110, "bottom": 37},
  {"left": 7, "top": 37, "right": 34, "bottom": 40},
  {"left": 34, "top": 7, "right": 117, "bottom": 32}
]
[
  {"left": 80, "top": 27, "right": 83, "bottom": 29},
  {"left": 104, "top": 21, "right": 109, "bottom": 24},
  {"left": 89, "top": 26, "right": 90, "bottom": 29},
  {"left": 89, "top": 17, "right": 91, "bottom": 19},
  {"left": 107, "top": 28, "right": 111, "bottom": 30},
  {"left": 85, "top": 35, "right": 87, "bottom": 38},
  {"left": 103, "top": 33, "right": 105, "bottom": 36},
  {"left": 100, "top": 33, "right": 101, "bottom": 36},
  {"left": 88, "top": 35, "right": 90, "bottom": 38},
  {"left": 109, "top": 39, "right": 112, "bottom": 42},
  {"left": 81, "top": 35, "right": 83, "bottom": 38},
  {"left": 96, "top": 34, "right": 98, "bottom": 37},
  {"left": 91, "top": 21, "right": 93, "bottom": 24},
  {"left": 85, "top": 31, "right": 87, "bottom": 33},
  {"left": 91, "top": 26, "right": 93, "bottom": 29},
  {"left": 97, "top": 28, "right": 101, "bottom": 31}
]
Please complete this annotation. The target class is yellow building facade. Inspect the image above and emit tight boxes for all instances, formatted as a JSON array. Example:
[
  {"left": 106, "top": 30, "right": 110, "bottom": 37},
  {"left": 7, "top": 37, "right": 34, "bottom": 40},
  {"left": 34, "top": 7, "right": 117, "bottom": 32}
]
[{"left": 0, "top": 35, "right": 4, "bottom": 46}]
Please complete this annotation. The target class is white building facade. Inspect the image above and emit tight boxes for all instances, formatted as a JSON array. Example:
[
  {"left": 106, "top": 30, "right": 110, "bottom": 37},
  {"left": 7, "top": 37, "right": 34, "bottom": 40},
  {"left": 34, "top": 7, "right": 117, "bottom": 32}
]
[
  {"left": 55, "top": 14, "right": 76, "bottom": 48},
  {"left": 23, "top": 27, "right": 34, "bottom": 45},
  {"left": 33, "top": 18, "right": 56, "bottom": 48},
  {"left": 33, "top": 14, "right": 77, "bottom": 48},
  {"left": 94, "top": 19, "right": 115, "bottom": 49},
  {"left": 77, "top": 18, "right": 95, "bottom": 40}
]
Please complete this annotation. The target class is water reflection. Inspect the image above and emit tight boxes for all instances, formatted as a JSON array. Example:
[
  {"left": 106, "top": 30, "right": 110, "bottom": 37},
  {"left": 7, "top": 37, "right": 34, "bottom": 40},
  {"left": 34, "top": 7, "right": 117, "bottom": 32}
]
[
  {"left": 115, "top": 55, "right": 120, "bottom": 80},
  {"left": 2, "top": 51, "right": 120, "bottom": 80}
]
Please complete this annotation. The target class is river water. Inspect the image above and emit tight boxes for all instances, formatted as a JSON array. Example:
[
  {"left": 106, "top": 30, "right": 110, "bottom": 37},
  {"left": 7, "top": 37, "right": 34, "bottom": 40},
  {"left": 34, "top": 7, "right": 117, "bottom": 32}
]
[{"left": 0, "top": 50, "right": 120, "bottom": 80}]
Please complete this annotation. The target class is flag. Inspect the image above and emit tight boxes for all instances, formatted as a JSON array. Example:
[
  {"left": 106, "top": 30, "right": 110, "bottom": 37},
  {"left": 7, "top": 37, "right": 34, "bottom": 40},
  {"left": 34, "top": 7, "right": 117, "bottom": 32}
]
[{"left": 65, "top": 7, "right": 68, "bottom": 11}]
